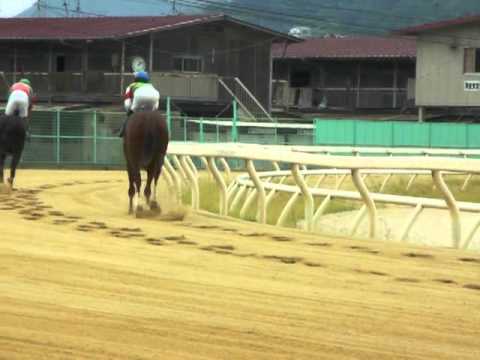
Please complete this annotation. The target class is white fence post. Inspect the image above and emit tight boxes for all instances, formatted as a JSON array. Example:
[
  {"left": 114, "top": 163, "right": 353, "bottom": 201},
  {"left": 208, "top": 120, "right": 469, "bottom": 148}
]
[
  {"left": 207, "top": 157, "right": 228, "bottom": 216},
  {"left": 400, "top": 204, "right": 423, "bottom": 242},
  {"left": 432, "top": 170, "right": 461, "bottom": 248},
  {"left": 180, "top": 155, "right": 200, "bottom": 210},
  {"left": 351, "top": 169, "right": 377, "bottom": 239},
  {"left": 246, "top": 159, "right": 266, "bottom": 223},
  {"left": 292, "top": 163, "right": 314, "bottom": 231},
  {"left": 164, "top": 157, "right": 182, "bottom": 201}
]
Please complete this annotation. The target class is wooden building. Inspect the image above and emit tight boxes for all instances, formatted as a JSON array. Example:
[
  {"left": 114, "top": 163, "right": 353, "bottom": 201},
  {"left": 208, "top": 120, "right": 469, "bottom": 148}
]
[
  {"left": 272, "top": 36, "right": 416, "bottom": 111},
  {"left": 397, "top": 14, "right": 480, "bottom": 121},
  {"left": 0, "top": 15, "right": 296, "bottom": 114}
]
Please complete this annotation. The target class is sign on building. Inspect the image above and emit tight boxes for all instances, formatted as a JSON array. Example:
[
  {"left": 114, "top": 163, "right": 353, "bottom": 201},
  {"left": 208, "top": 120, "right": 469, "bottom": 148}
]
[{"left": 464, "top": 80, "right": 480, "bottom": 91}]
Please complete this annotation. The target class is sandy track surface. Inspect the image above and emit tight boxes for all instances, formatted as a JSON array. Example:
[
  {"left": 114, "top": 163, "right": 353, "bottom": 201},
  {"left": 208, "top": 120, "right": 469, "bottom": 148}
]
[{"left": 1, "top": 170, "right": 479, "bottom": 359}]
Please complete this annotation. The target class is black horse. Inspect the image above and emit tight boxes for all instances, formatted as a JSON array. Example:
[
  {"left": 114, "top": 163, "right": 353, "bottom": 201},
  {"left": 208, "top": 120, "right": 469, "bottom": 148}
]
[
  {"left": 0, "top": 115, "right": 28, "bottom": 188},
  {"left": 123, "top": 111, "right": 169, "bottom": 215}
]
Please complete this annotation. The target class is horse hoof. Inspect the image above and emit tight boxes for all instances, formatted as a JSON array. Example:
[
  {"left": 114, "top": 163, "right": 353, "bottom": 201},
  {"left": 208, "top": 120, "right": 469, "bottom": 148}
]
[
  {"left": 150, "top": 201, "right": 161, "bottom": 211},
  {"left": 135, "top": 205, "right": 144, "bottom": 218}
]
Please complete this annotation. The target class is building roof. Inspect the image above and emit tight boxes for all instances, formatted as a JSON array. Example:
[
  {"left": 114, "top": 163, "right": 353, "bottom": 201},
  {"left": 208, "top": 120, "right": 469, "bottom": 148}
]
[
  {"left": 395, "top": 14, "right": 480, "bottom": 36},
  {"left": 0, "top": 14, "right": 298, "bottom": 41},
  {"left": 272, "top": 36, "right": 416, "bottom": 60}
]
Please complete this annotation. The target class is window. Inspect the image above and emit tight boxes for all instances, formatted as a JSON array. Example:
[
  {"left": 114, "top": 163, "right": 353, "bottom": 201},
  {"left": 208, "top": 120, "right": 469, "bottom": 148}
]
[
  {"left": 464, "top": 48, "right": 480, "bottom": 73},
  {"left": 173, "top": 56, "right": 203, "bottom": 72},
  {"left": 56, "top": 55, "right": 65, "bottom": 72},
  {"left": 290, "top": 70, "right": 311, "bottom": 87}
]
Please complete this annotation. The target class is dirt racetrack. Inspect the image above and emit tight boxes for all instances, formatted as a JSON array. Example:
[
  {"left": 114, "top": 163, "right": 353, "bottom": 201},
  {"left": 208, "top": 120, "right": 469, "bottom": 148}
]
[{"left": 1, "top": 170, "right": 479, "bottom": 359}]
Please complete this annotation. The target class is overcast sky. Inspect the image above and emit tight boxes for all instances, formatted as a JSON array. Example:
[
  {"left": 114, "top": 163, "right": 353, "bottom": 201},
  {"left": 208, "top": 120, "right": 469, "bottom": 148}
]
[{"left": 0, "top": 0, "right": 36, "bottom": 17}]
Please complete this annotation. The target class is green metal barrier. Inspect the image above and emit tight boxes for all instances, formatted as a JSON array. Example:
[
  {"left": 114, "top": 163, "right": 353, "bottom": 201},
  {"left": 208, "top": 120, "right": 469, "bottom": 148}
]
[
  {"left": 22, "top": 109, "right": 314, "bottom": 167},
  {"left": 26, "top": 111, "right": 479, "bottom": 168},
  {"left": 315, "top": 119, "right": 480, "bottom": 149}
]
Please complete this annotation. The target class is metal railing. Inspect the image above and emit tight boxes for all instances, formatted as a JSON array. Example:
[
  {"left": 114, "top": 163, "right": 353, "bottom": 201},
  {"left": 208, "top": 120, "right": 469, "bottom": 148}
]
[{"left": 164, "top": 143, "right": 480, "bottom": 250}]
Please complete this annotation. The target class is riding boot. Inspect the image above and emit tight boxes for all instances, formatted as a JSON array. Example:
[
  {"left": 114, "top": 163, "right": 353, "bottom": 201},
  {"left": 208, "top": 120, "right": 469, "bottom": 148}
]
[{"left": 119, "top": 111, "right": 133, "bottom": 138}]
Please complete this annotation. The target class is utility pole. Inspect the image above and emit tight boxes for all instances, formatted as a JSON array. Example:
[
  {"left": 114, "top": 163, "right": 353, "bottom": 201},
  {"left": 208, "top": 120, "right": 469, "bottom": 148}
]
[
  {"left": 76, "top": 0, "right": 81, "bottom": 16},
  {"left": 37, "top": 0, "right": 47, "bottom": 17},
  {"left": 172, "top": 0, "right": 177, "bottom": 14},
  {"left": 63, "top": 1, "right": 69, "bottom": 17}
]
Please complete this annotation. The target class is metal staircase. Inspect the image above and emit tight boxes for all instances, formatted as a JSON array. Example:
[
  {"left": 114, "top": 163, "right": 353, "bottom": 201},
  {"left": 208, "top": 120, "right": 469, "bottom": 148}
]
[{"left": 219, "top": 77, "right": 273, "bottom": 122}]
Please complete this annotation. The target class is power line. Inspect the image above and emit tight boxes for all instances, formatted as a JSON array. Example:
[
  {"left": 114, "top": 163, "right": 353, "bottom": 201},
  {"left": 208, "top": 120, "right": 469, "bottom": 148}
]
[
  {"left": 196, "top": 0, "right": 436, "bottom": 25},
  {"left": 172, "top": 0, "right": 398, "bottom": 31},
  {"left": 37, "top": 2, "right": 105, "bottom": 17},
  {"left": 35, "top": 0, "right": 480, "bottom": 47},
  {"left": 171, "top": 0, "right": 480, "bottom": 46}
]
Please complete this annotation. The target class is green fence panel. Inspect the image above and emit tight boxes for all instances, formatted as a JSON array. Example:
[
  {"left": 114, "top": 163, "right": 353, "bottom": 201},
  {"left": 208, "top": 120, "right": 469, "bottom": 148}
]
[
  {"left": 393, "top": 122, "right": 430, "bottom": 147},
  {"left": 23, "top": 137, "right": 56, "bottom": 164},
  {"left": 21, "top": 110, "right": 480, "bottom": 168},
  {"left": 467, "top": 124, "right": 480, "bottom": 149},
  {"left": 315, "top": 119, "right": 355, "bottom": 145},
  {"left": 355, "top": 121, "right": 393, "bottom": 147},
  {"left": 430, "top": 123, "right": 468, "bottom": 148},
  {"left": 315, "top": 119, "right": 480, "bottom": 149},
  {"left": 96, "top": 138, "right": 124, "bottom": 166}
]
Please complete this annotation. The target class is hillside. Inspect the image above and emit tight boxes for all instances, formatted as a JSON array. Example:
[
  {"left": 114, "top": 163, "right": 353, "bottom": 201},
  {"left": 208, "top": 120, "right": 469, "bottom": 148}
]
[{"left": 19, "top": 0, "right": 480, "bottom": 36}]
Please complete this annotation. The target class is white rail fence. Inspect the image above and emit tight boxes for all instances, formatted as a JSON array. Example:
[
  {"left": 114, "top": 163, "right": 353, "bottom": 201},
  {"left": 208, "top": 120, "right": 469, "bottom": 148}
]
[{"left": 163, "top": 143, "right": 480, "bottom": 250}]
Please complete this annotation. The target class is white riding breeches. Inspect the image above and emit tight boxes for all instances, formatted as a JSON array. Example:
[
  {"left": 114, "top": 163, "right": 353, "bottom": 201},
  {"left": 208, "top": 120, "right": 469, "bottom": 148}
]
[
  {"left": 125, "top": 85, "right": 160, "bottom": 113},
  {"left": 5, "top": 90, "right": 29, "bottom": 117}
]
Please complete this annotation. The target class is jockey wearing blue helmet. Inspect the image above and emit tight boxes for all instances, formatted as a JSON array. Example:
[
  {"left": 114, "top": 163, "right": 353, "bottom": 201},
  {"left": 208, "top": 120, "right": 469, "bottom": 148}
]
[
  {"left": 119, "top": 71, "right": 160, "bottom": 137},
  {"left": 134, "top": 71, "right": 150, "bottom": 83}
]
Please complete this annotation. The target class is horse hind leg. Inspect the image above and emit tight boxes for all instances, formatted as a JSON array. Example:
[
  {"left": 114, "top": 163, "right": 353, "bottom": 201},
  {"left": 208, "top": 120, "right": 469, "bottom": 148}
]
[
  {"left": 149, "top": 171, "right": 161, "bottom": 213},
  {"left": 8, "top": 152, "right": 21, "bottom": 189},
  {"left": 149, "top": 157, "right": 164, "bottom": 212},
  {"left": 0, "top": 153, "right": 5, "bottom": 184},
  {"left": 133, "top": 168, "right": 144, "bottom": 217},
  {"left": 144, "top": 170, "right": 155, "bottom": 211},
  {"left": 127, "top": 168, "right": 136, "bottom": 214}
]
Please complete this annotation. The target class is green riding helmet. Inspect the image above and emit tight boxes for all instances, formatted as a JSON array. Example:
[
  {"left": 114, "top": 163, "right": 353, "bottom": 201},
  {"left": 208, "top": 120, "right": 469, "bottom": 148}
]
[{"left": 19, "top": 78, "right": 31, "bottom": 87}]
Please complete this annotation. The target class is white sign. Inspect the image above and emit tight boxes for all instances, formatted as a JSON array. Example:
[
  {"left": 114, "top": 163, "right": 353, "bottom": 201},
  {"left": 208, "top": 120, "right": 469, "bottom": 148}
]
[{"left": 464, "top": 80, "right": 480, "bottom": 91}]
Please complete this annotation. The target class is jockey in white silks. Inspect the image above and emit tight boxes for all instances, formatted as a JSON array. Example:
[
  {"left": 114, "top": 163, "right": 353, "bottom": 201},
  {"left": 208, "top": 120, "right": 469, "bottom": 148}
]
[
  {"left": 5, "top": 78, "right": 34, "bottom": 118},
  {"left": 119, "top": 71, "right": 160, "bottom": 137}
]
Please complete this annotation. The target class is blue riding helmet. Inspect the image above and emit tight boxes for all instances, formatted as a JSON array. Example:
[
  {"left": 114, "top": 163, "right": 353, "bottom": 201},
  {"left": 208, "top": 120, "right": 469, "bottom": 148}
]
[{"left": 134, "top": 71, "right": 150, "bottom": 82}]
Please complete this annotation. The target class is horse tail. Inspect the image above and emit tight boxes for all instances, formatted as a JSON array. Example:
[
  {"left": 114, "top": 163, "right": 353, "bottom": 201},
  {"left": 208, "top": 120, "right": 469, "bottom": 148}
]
[
  {"left": 142, "top": 114, "right": 163, "bottom": 167},
  {"left": 142, "top": 128, "right": 156, "bottom": 167}
]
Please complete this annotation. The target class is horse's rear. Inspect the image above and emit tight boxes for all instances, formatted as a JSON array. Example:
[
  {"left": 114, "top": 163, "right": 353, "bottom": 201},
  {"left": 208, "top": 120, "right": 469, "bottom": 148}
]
[
  {"left": 0, "top": 115, "right": 27, "bottom": 187},
  {"left": 123, "top": 111, "right": 169, "bottom": 215}
]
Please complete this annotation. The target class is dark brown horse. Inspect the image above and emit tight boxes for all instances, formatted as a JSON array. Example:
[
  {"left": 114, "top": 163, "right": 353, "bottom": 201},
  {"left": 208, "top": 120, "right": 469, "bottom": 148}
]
[
  {"left": 0, "top": 115, "right": 28, "bottom": 188},
  {"left": 123, "top": 111, "right": 169, "bottom": 215}
]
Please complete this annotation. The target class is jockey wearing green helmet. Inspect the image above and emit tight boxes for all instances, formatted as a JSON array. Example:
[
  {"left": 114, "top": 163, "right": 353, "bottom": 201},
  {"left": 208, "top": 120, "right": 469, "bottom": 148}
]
[
  {"left": 19, "top": 78, "right": 31, "bottom": 86},
  {"left": 5, "top": 78, "right": 34, "bottom": 118}
]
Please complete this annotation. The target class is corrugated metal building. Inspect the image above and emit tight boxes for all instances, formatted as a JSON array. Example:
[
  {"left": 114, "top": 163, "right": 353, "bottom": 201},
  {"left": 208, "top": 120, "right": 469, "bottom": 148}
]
[
  {"left": 272, "top": 36, "right": 416, "bottom": 110},
  {"left": 0, "top": 15, "right": 296, "bottom": 114},
  {"left": 397, "top": 14, "right": 480, "bottom": 121}
]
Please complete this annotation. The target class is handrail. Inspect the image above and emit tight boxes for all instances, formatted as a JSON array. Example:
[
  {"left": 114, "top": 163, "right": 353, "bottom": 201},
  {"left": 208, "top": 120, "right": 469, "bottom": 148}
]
[
  {"left": 164, "top": 143, "right": 480, "bottom": 250},
  {"left": 168, "top": 143, "right": 480, "bottom": 174},
  {"left": 290, "top": 145, "right": 480, "bottom": 157},
  {"left": 234, "top": 170, "right": 480, "bottom": 212}
]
